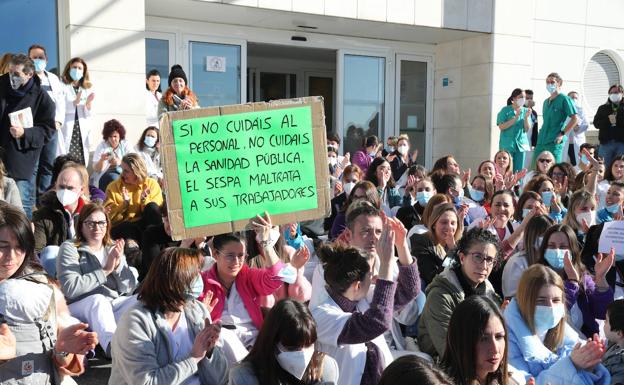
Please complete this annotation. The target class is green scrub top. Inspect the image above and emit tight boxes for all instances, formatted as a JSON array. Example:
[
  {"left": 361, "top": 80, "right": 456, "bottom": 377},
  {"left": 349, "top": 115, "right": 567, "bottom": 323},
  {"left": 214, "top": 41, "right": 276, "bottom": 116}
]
[
  {"left": 496, "top": 105, "right": 530, "bottom": 153},
  {"left": 538, "top": 93, "right": 577, "bottom": 145}
]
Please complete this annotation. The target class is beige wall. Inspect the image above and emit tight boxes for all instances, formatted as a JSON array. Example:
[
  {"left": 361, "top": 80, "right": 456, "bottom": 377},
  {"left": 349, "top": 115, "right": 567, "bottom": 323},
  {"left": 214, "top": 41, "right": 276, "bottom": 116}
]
[{"left": 60, "top": 0, "right": 147, "bottom": 158}]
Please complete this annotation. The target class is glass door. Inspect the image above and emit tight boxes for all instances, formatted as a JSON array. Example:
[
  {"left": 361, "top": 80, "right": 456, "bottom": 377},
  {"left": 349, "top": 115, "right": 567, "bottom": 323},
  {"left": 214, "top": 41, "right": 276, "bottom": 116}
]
[
  {"left": 395, "top": 54, "right": 433, "bottom": 168},
  {"left": 184, "top": 35, "right": 246, "bottom": 107},
  {"left": 306, "top": 72, "right": 334, "bottom": 134},
  {"left": 337, "top": 50, "right": 391, "bottom": 156}
]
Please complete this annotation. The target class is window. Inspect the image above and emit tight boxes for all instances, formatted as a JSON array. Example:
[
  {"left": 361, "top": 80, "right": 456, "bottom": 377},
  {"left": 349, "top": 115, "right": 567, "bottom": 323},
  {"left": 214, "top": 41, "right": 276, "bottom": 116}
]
[
  {"left": 583, "top": 51, "right": 621, "bottom": 117},
  {"left": 146, "top": 38, "right": 170, "bottom": 82},
  {"left": 0, "top": 0, "right": 59, "bottom": 74}
]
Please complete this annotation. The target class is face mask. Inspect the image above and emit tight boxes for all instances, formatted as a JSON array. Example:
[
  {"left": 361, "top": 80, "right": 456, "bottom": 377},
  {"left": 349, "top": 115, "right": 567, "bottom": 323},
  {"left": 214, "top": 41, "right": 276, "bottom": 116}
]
[
  {"left": 275, "top": 344, "right": 315, "bottom": 380},
  {"left": 69, "top": 68, "right": 83, "bottom": 81},
  {"left": 452, "top": 188, "right": 464, "bottom": 206},
  {"left": 522, "top": 208, "right": 531, "bottom": 219},
  {"left": 469, "top": 187, "right": 485, "bottom": 202},
  {"left": 572, "top": 100, "right": 581, "bottom": 109},
  {"left": 544, "top": 248, "right": 567, "bottom": 270},
  {"left": 576, "top": 210, "right": 596, "bottom": 228},
  {"left": 328, "top": 157, "right": 337, "bottom": 167},
  {"left": 607, "top": 203, "right": 621, "bottom": 214},
  {"left": 56, "top": 188, "right": 79, "bottom": 206},
  {"left": 580, "top": 154, "right": 589, "bottom": 165},
  {"left": 534, "top": 304, "right": 565, "bottom": 333},
  {"left": 327, "top": 144, "right": 338, "bottom": 151},
  {"left": 33, "top": 59, "right": 47, "bottom": 72},
  {"left": 385, "top": 146, "right": 395, "bottom": 154},
  {"left": 541, "top": 191, "right": 554, "bottom": 206},
  {"left": 343, "top": 182, "right": 356, "bottom": 195},
  {"left": 187, "top": 275, "right": 204, "bottom": 298},
  {"left": 369, "top": 151, "right": 377, "bottom": 158},
  {"left": 416, "top": 191, "right": 433, "bottom": 206},
  {"left": 9, "top": 74, "right": 24, "bottom": 90},
  {"left": 397, "top": 145, "right": 409, "bottom": 156},
  {"left": 516, "top": 97, "right": 526, "bottom": 107},
  {"left": 610, "top": 93, "right": 623, "bottom": 104},
  {"left": 546, "top": 83, "right": 557, "bottom": 94},
  {"left": 534, "top": 236, "right": 544, "bottom": 249},
  {"left": 144, "top": 136, "right": 157, "bottom": 148}
]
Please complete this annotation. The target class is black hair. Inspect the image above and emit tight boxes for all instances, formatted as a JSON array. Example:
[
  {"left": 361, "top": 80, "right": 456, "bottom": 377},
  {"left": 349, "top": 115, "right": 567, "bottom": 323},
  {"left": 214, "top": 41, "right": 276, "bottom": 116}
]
[
  {"left": 409, "top": 164, "right": 427, "bottom": 177},
  {"left": 579, "top": 143, "right": 595, "bottom": 152},
  {"left": 605, "top": 155, "right": 624, "bottom": 182},
  {"left": 525, "top": 89, "right": 534, "bottom": 95},
  {"left": 212, "top": 232, "right": 244, "bottom": 252},
  {"left": 363, "top": 135, "right": 379, "bottom": 148},
  {"left": 146, "top": 69, "right": 162, "bottom": 92},
  {"left": 506, "top": 88, "right": 524, "bottom": 105},
  {"left": 453, "top": 227, "right": 502, "bottom": 269},
  {"left": 433, "top": 173, "right": 461, "bottom": 195},
  {"left": 137, "top": 126, "right": 159, "bottom": 152},
  {"left": 346, "top": 200, "right": 381, "bottom": 231},
  {"left": 490, "top": 189, "right": 515, "bottom": 207},
  {"left": 607, "top": 299, "right": 624, "bottom": 333},
  {"left": 441, "top": 296, "right": 508, "bottom": 385},
  {"left": 365, "top": 157, "right": 396, "bottom": 189},
  {"left": 379, "top": 355, "right": 455, "bottom": 385},
  {"left": 327, "top": 131, "right": 341, "bottom": 144},
  {"left": 318, "top": 243, "right": 370, "bottom": 294},
  {"left": 0, "top": 202, "right": 42, "bottom": 278}
]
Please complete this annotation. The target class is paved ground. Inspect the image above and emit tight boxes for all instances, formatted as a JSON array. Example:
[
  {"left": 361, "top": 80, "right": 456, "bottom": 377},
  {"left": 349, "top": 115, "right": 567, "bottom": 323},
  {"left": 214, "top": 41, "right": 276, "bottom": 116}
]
[{"left": 76, "top": 356, "right": 111, "bottom": 385}]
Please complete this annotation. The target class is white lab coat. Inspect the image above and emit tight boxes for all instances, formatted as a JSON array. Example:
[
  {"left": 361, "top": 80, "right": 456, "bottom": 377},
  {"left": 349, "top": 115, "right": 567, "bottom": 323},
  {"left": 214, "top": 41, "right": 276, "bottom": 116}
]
[
  {"left": 58, "top": 83, "right": 94, "bottom": 164},
  {"left": 145, "top": 89, "right": 161, "bottom": 127},
  {"left": 90, "top": 140, "right": 133, "bottom": 187},
  {"left": 38, "top": 70, "right": 65, "bottom": 125},
  {"left": 312, "top": 295, "right": 394, "bottom": 385},
  {"left": 564, "top": 105, "right": 589, "bottom": 164}
]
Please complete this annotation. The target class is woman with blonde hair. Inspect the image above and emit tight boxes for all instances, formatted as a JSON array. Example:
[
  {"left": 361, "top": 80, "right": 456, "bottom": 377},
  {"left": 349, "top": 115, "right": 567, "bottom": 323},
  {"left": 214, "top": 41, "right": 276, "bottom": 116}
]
[
  {"left": 562, "top": 189, "right": 597, "bottom": 246},
  {"left": 410, "top": 202, "right": 463, "bottom": 285},
  {"left": 505, "top": 264, "right": 610, "bottom": 385}
]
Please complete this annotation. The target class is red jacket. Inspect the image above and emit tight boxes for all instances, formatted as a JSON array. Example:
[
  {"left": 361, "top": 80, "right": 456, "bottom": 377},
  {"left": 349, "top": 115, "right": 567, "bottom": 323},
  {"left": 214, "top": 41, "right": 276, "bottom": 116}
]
[{"left": 200, "top": 262, "right": 284, "bottom": 329}]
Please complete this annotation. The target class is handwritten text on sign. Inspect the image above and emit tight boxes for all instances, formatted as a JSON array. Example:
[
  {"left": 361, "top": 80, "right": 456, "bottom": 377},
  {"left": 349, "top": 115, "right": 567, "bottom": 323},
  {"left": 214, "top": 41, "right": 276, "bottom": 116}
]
[{"left": 172, "top": 106, "right": 317, "bottom": 228}]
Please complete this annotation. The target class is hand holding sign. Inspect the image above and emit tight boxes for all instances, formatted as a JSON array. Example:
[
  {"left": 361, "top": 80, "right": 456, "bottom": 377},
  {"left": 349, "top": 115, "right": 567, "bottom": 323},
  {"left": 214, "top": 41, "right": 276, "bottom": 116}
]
[{"left": 594, "top": 248, "right": 615, "bottom": 290}]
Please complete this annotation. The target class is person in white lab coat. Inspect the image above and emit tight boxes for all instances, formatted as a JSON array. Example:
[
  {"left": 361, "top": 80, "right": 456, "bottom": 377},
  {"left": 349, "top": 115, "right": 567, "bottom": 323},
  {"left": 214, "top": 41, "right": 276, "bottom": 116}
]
[
  {"left": 564, "top": 91, "right": 589, "bottom": 166},
  {"left": 59, "top": 57, "right": 94, "bottom": 166},
  {"left": 145, "top": 69, "right": 161, "bottom": 127}
]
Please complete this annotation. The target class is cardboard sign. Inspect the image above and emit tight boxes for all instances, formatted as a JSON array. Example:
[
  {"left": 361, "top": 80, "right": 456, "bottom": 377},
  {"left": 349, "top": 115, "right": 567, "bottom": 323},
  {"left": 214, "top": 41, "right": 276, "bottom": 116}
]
[
  {"left": 598, "top": 220, "right": 624, "bottom": 255},
  {"left": 160, "top": 96, "right": 330, "bottom": 240}
]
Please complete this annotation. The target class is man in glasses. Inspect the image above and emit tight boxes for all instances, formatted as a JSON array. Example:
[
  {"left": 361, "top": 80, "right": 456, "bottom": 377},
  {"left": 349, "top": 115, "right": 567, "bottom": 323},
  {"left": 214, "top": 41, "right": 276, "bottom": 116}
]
[{"left": 33, "top": 164, "right": 86, "bottom": 277}]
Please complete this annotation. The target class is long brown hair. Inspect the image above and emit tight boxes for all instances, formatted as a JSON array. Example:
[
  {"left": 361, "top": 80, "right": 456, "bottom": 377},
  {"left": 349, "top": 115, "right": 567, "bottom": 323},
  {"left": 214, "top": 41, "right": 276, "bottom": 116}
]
[
  {"left": 427, "top": 203, "right": 463, "bottom": 245},
  {"left": 537, "top": 224, "right": 585, "bottom": 282},
  {"left": 74, "top": 203, "right": 112, "bottom": 247},
  {"left": 516, "top": 265, "right": 566, "bottom": 352},
  {"left": 138, "top": 247, "right": 202, "bottom": 313},
  {"left": 163, "top": 86, "right": 198, "bottom": 107},
  {"left": 61, "top": 57, "right": 92, "bottom": 88}
]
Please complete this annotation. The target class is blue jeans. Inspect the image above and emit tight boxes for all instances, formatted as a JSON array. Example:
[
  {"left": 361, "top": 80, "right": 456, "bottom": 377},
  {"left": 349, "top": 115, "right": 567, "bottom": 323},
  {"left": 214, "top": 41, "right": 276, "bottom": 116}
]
[
  {"left": 39, "top": 245, "right": 60, "bottom": 278},
  {"left": 599, "top": 140, "right": 624, "bottom": 169},
  {"left": 15, "top": 172, "right": 36, "bottom": 220},
  {"left": 37, "top": 130, "right": 59, "bottom": 203}
]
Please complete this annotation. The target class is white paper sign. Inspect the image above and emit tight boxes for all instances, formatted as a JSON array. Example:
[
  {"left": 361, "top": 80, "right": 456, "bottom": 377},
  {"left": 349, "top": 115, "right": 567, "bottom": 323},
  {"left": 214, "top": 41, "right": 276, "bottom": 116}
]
[
  {"left": 598, "top": 220, "right": 624, "bottom": 255},
  {"left": 206, "top": 56, "right": 226, "bottom": 72},
  {"left": 8, "top": 107, "right": 33, "bottom": 129}
]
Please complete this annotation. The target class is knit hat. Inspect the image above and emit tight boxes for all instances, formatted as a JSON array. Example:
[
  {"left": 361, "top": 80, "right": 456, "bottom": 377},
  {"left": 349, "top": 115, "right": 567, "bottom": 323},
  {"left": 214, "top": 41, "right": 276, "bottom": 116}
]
[{"left": 168, "top": 64, "right": 187, "bottom": 87}]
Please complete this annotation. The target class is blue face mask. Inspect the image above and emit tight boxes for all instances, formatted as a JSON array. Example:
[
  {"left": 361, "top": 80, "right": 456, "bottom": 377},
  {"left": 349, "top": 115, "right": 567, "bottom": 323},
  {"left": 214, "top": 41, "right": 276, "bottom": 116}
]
[
  {"left": 606, "top": 203, "right": 620, "bottom": 214},
  {"left": 580, "top": 154, "right": 589, "bottom": 165},
  {"left": 541, "top": 191, "right": 554, "bottom": 206},
  {"left": 33, "top": 59, "right": 46, "bottom": 72},
  {"left": 416, "top": 191, "right": 433, "bottom": 206},
  {"left": 144, "top": 136, "right": 157, "bottom": 148},
  {"left": 534, "top": 304, "right": 565, "bottom": 333},
  {"left": 469, "top": 187, "right": 485, "bottom": 202},
  {"left": 546, "top": 83, "right": 557, "bottom": 94},
  {"left": 187, "top": 275, "right": 204, "bottom": 299},
  {"left": 522, "top": 208, "right": 531, "bottom": 219},
  {"left": 544, "top": 248, "right": 567, "bottom": 270},
  {"left": 69, "top": 68, "right": 83, "bottom": 82}
]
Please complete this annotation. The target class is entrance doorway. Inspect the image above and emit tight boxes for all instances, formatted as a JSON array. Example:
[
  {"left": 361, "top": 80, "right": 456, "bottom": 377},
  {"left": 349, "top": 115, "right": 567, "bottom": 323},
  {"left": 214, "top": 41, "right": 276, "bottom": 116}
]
[{"left": 247, "top": 43, "right": 335, "bottom": 134}]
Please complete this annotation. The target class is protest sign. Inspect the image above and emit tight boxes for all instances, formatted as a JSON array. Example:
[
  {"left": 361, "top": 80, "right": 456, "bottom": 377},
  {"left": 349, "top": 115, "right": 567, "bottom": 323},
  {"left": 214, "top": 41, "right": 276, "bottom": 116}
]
[
  {"left": 598, "top": 220, "right": 624, "bottom": 255},
  {"left": 160, "top": 96, "right": 330, "bottom": 240}
]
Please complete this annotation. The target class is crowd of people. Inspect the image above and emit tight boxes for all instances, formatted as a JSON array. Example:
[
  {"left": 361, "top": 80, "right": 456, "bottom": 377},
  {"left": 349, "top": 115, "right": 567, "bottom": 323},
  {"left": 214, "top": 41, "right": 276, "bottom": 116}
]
[{"left": 1, "top": 46, "right": 624, "bottom": 385}]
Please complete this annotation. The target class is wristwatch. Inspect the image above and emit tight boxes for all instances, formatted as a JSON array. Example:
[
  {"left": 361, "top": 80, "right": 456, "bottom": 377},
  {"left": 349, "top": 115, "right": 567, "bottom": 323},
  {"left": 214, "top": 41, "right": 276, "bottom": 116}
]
[{"left": 53, "top": 349, "right": 70, "bottom": 359}]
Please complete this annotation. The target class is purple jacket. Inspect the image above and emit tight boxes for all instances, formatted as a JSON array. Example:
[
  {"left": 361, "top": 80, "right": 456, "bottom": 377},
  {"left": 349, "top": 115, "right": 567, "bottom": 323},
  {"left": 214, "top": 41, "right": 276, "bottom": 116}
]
[
  {"left": 352, "top": 149, "right": 372, "bottom": 175},
  {"left": 564, "top": 273, "right": 613, "bottom": 336}
]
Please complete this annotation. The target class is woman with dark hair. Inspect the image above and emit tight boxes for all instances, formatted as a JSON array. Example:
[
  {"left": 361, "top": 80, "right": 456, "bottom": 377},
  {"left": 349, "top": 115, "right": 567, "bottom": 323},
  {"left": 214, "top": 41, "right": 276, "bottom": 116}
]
[
  {"left": 389, "top": 134, "right": 415, "bottom": 181},
  {"left": 524, "top": 175, "right": 566, "bottom": 222},
  {"left": 325, "top": 164, "right": 363, "bottom": 232},
  {"left": 57, "top": 203, "right": 137, "bottom": 357},
  {"left": 229, "top": 299, "right": 338, "bottom": 385},
  {"left": 158, "top": 64, "right": 199, "bottom": 117},
  {"left": 502, "top": 214, "right": 554, "bottom": 298},
  {"left": 497, "top": 88, "right": 532, "bottom": 173},
  {"left": 506, "top": 264, "right": 610, "bottom": 385},
  {"left": 0, "top": 202, "right": 98, "bottom": 384},
  {"left": 441, "top": 296, "right": 510, "bottom": 385},
  {"left": 536, "top": 224, "right": 613, "bottom": 336},
  {"left": 145, "top": 69, "right": 161, "bottom": 126},
  {"left": 329, "top": 180, "right": 380, "bottom": 240},
  {"left": 418, "top": 227, "right": 501, "bottom": 358},
  {"left": 91, "top": 119, "right": 133, "bottom": 190},
  {"left": 468, "top": 174, "right": 492, "bottom": 219},
  {"left": 397, "top": 174, "right": 436, "bottom": 231},
  {"left": 109, "top": 247, "right": 228, "bottom": 385},
  {"left": 594, "top": 84, "right": 624, "bottom": 168},
  {"left": 59, "top": 57, "right": 95, "bottom": 166},
  {"left": 431, "top": 155, "right": 462, "bottom": 176},
  {"left": 379, "top": 355, "right": 455, "bottom": 385},
  {"left": 351, "top": 135, "right": 380, "bottom": 175},
  {"left": 547, "top": 162, "right": 576, "bottom": 207},
  {"left": 364, "top": 157, "right": 409, "bottom": 215},
  {"left": 596, "top": 154, "right": 624, "bottom": 210},
  {"left": 134, "top": 126, "right": 162, "bottom": 182}
]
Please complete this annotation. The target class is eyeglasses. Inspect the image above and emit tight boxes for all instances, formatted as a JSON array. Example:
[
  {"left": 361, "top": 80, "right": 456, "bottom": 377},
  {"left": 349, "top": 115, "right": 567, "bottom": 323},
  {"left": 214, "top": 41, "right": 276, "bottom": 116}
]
[
  {"left": 538, "top": 158, "right": 552, "bottom": 163},
  {"left": 84, "top": 220, "right": 107, "bottom": 229},
  {"left": 552, "top": 172, "right": 566, "bottom": 178},
  {"left": 219, "top": 252, "right": 246, "bottom": 263},
  {"left": 467, "top": 252, "right": 496, "bottom": 267}
]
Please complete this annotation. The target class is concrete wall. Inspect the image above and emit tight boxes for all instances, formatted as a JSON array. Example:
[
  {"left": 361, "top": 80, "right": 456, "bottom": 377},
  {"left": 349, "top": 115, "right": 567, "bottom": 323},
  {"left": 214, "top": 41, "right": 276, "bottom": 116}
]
[{"left": 60, "top": 0, "right": 147, "bottom": 157}]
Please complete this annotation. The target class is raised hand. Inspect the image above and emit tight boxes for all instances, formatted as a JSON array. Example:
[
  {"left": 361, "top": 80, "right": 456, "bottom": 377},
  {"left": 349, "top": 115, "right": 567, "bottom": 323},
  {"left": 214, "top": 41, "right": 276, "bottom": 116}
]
[
  {"left": 341, "top": 152, "right": 350, "bottom": 167},
  {"left": 376, "top": 226, "right": 396, "bottom": 281},
  {"left": 570, "top": 336, "right": 606, "bottom": 370},
  {"left": 103, "top": 239, "right": 124, "bottom": 275},
  {"left": 563, "top": 251, "right": 580, "bottom": 282},
  {"left": 290, "top": 244, "right": 310, "bottom": 269},
  {"left": 56, "top": 322, "right": 98, "bottom": 355},
  {"left": 251, "top": 211, "right": 276, "bottom": 243},
  {"left": 201, "top": 290, "right": 219, "bottom": 313}
]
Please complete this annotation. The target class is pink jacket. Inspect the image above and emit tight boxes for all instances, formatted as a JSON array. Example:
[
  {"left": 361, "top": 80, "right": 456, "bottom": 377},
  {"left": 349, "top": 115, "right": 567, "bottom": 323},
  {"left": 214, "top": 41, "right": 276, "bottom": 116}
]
[{"left": 200, "top": 262, "right": 284, "bottom": 329}]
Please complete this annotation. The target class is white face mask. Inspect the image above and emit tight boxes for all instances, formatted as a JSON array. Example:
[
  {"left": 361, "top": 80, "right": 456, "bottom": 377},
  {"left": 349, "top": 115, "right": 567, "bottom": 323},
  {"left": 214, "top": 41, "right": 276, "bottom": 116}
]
[
  {"left": 397, "top": 145, "right": 409, "bottom": 156},
  {"left": 328, "top": 157, "right": 337, "bottom": 167},
  {"left": 275, "top": 344, "right": 315, "bottom": 380},
  {"left": 610, "top": 93, "right": 623, "bottom": 104},
  {"left": 576, "top": 210, "right": 596, "bottom": 229},
  {"left": 56, "top": 188, "right": 79, "bottom": 206},
  {"left": 516, "top": 97, "right": 526, "bottom": 107},
  {"left": 343, "top": 181, "right": 356, "bottom": 195}
]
